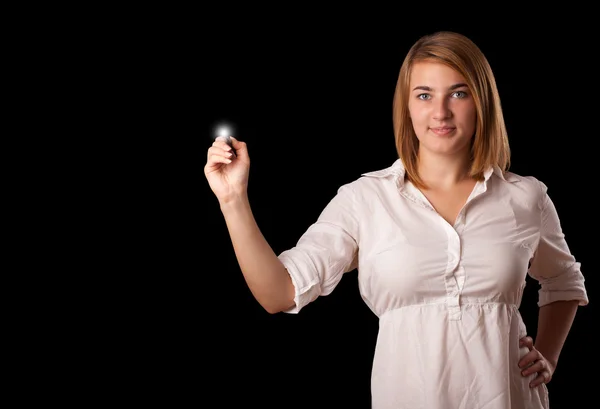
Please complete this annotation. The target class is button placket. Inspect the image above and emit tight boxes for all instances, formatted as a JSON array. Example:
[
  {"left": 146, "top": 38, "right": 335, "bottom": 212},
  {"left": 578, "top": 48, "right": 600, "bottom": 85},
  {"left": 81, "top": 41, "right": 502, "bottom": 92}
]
[{"left": 444, "top": 224, "right": 463, "bottom": 320}]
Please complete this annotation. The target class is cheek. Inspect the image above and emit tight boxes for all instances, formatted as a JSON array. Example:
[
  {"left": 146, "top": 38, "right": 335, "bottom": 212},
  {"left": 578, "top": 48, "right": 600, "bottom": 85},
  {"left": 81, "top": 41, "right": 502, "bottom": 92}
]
[
  {"left": 464, "top": 108, "right": 477, "bottom": 134},
  {"left": 408, "top": 106, "right": 426, "bottom": 129},
  {"left": 458, "top": 102, "right": 477, "bottom": 127}
]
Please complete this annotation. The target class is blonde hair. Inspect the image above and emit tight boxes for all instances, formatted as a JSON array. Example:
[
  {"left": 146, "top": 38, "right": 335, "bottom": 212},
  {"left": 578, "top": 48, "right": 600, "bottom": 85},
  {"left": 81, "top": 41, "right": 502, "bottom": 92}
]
[{"left": 392, "top": 31, "right": 510, "bottom": 189}]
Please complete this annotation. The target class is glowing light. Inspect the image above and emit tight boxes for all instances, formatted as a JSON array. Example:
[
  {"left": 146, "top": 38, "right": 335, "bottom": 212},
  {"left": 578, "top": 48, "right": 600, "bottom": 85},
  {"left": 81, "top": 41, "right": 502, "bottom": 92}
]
[
  {"left": 217, "top": 126, "right": 229, "bottom": 137},
  {"left": 213, "top": 121, "right": 235, "bottom": 140}
]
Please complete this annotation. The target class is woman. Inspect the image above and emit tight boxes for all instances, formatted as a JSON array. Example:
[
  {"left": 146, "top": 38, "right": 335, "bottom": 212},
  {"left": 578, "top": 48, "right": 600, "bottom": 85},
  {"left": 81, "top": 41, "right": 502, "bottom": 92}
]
[{"left": 204, "top": 31, "right": 588, "bottom": 409}]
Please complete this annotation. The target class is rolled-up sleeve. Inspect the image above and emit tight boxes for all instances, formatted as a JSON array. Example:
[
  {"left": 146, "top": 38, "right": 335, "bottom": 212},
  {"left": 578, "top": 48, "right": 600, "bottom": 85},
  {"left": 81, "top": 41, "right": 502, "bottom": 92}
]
[
  {"left": 278, "top": 183, "right": 360, "bottom": 313},
  {"left": 528, "top": 181, "right": 589, "bottom": 307}
]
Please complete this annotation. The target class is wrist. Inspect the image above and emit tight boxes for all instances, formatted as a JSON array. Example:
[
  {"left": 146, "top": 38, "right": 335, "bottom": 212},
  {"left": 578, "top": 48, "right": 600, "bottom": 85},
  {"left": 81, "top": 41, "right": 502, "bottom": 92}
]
[
  {"left": 219, "top": 192, "right": 250, "bottom": 212},
  {"left": 535, "top": 344, "right": 558, "bottom": 370}
]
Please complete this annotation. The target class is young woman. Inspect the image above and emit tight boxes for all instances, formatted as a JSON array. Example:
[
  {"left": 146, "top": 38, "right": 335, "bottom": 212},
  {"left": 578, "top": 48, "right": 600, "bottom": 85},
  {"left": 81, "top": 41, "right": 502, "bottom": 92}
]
[{"left": 204, "top": 31, "right": 588, "bottom": 409}]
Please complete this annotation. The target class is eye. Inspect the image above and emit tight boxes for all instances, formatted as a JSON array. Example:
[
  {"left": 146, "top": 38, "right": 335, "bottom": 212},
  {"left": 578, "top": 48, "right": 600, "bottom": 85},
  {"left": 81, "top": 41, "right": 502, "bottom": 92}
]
[
  {"left": 452, "top": 91, "right": 468, "bottom": 98},
  {"left": 417, "top": 93, "right": 431, "bottom": 100}
]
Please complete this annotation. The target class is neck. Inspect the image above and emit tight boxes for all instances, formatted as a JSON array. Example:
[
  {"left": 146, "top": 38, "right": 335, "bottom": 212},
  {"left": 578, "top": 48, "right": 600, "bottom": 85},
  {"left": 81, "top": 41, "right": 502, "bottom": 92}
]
[{"left": 417, "top": 149, "right": 472, "bottom": 190}]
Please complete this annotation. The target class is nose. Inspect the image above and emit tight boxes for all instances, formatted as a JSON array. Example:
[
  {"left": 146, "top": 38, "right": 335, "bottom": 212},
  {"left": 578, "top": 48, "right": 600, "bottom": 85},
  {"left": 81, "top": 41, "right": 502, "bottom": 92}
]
[{"left": 432, "top": 99, "right": 452, "bottom": 120}]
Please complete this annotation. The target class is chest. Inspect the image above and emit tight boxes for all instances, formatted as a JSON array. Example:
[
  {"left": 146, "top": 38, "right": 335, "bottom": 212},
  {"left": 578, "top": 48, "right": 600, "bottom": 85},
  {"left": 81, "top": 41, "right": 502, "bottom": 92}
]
[
  {"left": 358, "top": 182, "right": 542, "bottom": 299},
  {"left": 419, "top": 181, "right": 478, "bottom": 226}
]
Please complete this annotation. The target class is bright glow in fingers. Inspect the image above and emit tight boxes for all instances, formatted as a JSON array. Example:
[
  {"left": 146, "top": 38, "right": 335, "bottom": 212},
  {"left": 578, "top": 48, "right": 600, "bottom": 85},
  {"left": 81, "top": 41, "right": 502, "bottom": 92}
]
[
  {"left": 211, "top": 121, "right": 237, "bottom": 157},
  {"left": 217, "top": 126, "right": 229, "bottom": 137},
  {"left": 212, "top": 121, "right": 236, "bottom": 141}
]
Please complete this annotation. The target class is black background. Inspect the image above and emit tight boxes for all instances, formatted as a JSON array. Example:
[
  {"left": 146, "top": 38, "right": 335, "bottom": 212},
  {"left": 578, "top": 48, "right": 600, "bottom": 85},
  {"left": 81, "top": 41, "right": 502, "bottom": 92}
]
[
  {"left": 196, "top": 16, "right": 596, "bottom": 409},
  {"left": 21, "top": 8, "right": 598, "bottom": 409}
]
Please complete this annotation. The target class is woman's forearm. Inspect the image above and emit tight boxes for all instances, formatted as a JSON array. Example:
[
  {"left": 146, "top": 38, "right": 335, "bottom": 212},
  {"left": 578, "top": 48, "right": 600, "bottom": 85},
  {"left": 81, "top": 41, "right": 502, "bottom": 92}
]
[
  {"left": 220, "top": 194, "right": 296, "bottom": 314},
  {"left": 534, "top": 300, "right": 579, "bottom": 368}
]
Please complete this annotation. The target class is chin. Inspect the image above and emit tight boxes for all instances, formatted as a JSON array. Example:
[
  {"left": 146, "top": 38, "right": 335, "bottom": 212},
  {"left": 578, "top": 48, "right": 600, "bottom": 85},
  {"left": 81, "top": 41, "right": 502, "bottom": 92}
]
[{"left": 422, "top": 143, "right": 470, "bottom": 156}]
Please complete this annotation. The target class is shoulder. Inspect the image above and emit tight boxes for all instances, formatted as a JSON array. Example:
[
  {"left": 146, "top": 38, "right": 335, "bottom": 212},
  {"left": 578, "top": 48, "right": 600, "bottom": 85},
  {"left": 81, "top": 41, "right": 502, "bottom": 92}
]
[
  {"left": 496, "top": 169, "right": 548, "bottom": 209},
  {"left": 356, "top": 159, "right": 404, "bottom": 188},
  {"left": 337, "top": 161, "right": 401, "bottom": 199},
  {"left": 324, "top": 161, "right": 402, "bottom": 209}
]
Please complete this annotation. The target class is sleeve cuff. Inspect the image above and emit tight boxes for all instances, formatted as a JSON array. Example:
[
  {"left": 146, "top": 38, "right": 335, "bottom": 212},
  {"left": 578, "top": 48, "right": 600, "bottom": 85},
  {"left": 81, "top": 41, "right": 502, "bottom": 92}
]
[
  {"left": 538, "top": 290, "right": 589, "bottom": 308},
  {"left": 279, "top": 252, "right": 322, "bottom": 314}
]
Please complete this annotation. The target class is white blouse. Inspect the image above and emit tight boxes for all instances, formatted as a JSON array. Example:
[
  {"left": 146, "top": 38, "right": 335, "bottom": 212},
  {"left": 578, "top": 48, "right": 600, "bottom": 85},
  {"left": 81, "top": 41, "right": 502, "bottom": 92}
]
[{"left": 278, "top": 159, "right": 588, "bottom": 409}]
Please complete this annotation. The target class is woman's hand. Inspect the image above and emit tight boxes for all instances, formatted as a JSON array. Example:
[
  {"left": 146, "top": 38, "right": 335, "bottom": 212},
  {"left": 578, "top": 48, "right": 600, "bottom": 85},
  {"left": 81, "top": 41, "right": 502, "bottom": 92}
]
[
  {"left": 518, "top": 336, "right": 556, "bottom": 388},
  {"left": 204, "top": 136, "right": 250, "bottom": 204}
]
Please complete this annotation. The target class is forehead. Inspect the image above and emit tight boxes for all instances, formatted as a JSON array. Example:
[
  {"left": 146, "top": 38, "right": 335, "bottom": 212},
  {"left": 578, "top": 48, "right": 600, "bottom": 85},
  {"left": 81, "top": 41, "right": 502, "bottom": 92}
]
[{"left": 409, "top": 61, "right": 467, "bottom": 87}]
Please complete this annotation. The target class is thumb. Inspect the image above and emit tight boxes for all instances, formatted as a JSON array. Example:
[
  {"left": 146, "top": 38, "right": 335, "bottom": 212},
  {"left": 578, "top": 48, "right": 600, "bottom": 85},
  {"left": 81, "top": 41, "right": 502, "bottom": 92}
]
[{"left": 229, "top": 136, "right": 247, "bottom": 153}]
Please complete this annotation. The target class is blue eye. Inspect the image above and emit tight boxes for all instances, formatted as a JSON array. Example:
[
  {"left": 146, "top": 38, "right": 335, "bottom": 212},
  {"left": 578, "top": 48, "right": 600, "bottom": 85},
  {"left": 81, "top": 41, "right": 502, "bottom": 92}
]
[{"left": 416, "top": 91, "right": 468, "bottom": 100}]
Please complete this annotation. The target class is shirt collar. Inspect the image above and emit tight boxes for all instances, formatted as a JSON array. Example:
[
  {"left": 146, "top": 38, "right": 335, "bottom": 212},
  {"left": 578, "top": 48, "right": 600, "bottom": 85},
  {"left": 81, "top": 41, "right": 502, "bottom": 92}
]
[{"left": 361, "top": 158, "right": 518, "bottom": 188}]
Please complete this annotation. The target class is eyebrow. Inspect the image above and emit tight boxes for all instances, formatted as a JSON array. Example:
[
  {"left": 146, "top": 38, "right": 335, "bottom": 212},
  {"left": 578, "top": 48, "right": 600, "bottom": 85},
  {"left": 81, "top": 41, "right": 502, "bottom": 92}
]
[{"left": 412, "top": 83, "right": 469, "bottom": 92}]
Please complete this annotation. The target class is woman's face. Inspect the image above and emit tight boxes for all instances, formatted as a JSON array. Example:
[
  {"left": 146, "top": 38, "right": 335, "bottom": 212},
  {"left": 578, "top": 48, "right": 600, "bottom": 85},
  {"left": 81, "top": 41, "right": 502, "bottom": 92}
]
[{"left": 408, "top": 61, "right": 477, "bottom": 157}]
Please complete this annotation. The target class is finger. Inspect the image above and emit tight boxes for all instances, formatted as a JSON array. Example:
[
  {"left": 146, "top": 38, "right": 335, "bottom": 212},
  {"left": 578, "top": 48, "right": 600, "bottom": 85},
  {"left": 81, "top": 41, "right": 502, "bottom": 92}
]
[
  {"left": 212, "top": 140, "right": 233, "bottom": 152},
  {"left": 519, "top": 336, "right": 533, "bottom": 348},
  {"left": 518, "top": 350, "right": 538, "bottom": 369},
  {"left": 529, "top": 371, "right": 550, "bottom": 388},
  {"left": 207, "top": 146, "right": 235, "bottom": 161},
  {"left": 207, "top": 151, "right": 233, "bottom": 166},
  {"left": 213, "top": 136, "right": 240, "bottom": 159},
  {"left": 229, "top": 136, "right": 247, "bottom": 152},
  {"left": 522, "top": 358, "right": 545, "bottom": 377},
  {"left": 206, "top": 155, "right": 233, "bottom": 169}
]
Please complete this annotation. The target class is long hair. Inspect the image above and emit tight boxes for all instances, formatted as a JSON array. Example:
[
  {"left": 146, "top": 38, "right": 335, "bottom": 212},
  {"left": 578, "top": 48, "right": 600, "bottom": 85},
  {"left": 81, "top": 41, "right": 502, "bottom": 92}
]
[{"left": 392, "top": 31, "right": 510, "bottom": 189}]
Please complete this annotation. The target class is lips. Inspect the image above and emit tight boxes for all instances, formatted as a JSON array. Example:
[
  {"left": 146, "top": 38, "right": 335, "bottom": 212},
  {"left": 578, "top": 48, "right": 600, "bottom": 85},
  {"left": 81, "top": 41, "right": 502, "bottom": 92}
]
[{"left": 430, "top": 127, "right": 456, "bottom": 136}]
